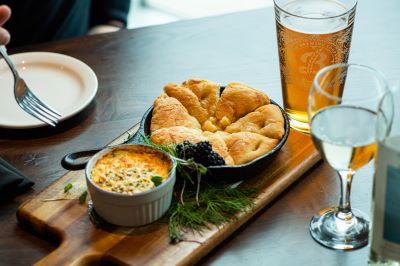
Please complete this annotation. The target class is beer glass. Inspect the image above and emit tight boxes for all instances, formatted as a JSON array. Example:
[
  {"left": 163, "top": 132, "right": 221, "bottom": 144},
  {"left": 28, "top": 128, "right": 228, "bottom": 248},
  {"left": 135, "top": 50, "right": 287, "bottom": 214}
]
[
  {"left": 274, "top": 0, "right": 357, "bottom": 133},
  {"left": 308, "top": 64, "right": 393, "bottom": 250}
]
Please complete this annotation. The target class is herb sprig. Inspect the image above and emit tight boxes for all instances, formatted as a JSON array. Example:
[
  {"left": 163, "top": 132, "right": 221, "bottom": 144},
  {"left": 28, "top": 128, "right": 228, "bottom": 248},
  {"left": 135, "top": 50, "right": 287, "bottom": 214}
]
[
  {"left": 142, "top": 135, "right": 256, "bottom": 242},
  {"left": 64, "top": 183, "right": 73, "bottom": 193},
  {"left": 168, "top": 185, "right": 256, "bottom": 242}
]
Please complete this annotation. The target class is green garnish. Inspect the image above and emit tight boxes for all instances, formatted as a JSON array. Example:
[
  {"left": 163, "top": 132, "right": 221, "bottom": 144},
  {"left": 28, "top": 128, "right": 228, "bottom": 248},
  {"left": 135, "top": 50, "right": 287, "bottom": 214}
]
[
  {"left": 168, "top": 185, "right": 256, "bottom": 242},
  {"left": 79, "top": 191, "right": 88, "bottom": 204},
  {"left": 73, "top": 135, "right": 256, "bottom": 242},
  {"left": 142, "top": 135, "right": 257, "bottom": 242},
  {"left": 151, "top": 176, "right": 163, "bottom": 186},
  {"left": 64, "top": 183, "right": 73, "bottom": 193}
]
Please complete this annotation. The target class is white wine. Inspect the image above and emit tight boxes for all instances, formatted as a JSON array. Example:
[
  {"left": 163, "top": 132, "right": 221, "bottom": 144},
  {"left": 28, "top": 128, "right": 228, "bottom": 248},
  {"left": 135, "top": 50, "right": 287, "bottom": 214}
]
[
  {"left": 369, "top": 135, "right": 400, "bottom": 266},
  {"left": 311, "top": 106, "right": 377, "bottom": 171}
]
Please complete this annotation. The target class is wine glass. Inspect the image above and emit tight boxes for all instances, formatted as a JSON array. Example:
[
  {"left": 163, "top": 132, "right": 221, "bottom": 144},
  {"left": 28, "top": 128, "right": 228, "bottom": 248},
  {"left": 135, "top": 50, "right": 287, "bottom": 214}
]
[{"left": 308, "top": 63, "right": 393, "bottom": 250}]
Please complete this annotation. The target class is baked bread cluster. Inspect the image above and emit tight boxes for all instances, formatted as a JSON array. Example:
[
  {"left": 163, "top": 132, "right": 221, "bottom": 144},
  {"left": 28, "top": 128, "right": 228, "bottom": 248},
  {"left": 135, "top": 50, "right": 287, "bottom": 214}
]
[{"left": 150, "top": 79, "right": 285, "bottom": 165}]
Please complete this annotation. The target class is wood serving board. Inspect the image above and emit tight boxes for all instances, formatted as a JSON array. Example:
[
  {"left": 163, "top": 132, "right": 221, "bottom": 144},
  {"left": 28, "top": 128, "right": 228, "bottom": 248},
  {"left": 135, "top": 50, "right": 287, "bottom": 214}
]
[{"left": 17, "top": 124, "right": 320, "bottom": 266}]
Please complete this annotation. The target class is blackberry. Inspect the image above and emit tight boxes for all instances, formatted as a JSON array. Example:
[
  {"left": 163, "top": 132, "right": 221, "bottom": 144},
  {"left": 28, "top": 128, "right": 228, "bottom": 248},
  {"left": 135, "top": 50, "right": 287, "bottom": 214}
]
[
  {"left": 175, "top": 141, "right": 225, "bottom": 166},
  {"left": 175, "top": 140, "right": 193, "bottom": 155}
]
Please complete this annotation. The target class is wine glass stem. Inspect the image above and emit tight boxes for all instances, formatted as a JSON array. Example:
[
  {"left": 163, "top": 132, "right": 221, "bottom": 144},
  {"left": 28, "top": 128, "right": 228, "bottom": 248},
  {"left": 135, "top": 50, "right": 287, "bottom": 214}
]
[{"left": 336, "top": 170, "right": 355, "bottom": 219}]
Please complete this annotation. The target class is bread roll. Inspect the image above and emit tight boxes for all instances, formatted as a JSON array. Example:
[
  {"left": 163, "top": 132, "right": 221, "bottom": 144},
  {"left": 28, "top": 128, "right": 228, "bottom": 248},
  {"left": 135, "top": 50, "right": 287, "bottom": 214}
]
[
  {"left": 225, "top": 104, "right": 285, "bottom": 139},
  {"left": 215, "top": 82, "right": 270, "bottom": 128},
  {"left": 151, "top": 95, "right": 201, "bottom": 133}
]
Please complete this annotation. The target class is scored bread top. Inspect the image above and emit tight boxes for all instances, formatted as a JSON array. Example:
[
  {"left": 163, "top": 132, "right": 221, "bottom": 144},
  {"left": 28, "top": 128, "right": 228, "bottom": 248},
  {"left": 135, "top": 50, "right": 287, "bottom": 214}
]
[
  {"left": 150, "top": 79, "right": 284, "bottom": 165},
  {"left": 215, "top": 82, "right": 270, "bottom": 129},
  {"left": 151, "top": 95, "right": 201, "bottom": 132},
  {"left": 164, "top": 79, "right": 220, "bottom": 125}
]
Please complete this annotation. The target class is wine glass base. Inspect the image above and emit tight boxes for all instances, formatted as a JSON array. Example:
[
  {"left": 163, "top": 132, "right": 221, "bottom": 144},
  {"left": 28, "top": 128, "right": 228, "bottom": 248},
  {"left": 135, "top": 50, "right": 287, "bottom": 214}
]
[{"left": 309, "top": 207, "right": 369, "bottom": 250}]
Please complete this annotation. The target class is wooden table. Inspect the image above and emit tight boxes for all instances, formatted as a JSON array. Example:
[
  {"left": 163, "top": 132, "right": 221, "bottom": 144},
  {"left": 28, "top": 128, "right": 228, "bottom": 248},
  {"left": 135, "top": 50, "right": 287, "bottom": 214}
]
[{"left": 0, "top": 1, "right": 399, "bottom": 265}]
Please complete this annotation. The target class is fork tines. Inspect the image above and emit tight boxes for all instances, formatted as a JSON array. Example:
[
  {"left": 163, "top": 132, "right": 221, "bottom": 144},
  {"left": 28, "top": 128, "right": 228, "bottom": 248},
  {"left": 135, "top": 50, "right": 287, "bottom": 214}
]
[{"left": 18, "top": 90, "right": 62, "bottom": 127}]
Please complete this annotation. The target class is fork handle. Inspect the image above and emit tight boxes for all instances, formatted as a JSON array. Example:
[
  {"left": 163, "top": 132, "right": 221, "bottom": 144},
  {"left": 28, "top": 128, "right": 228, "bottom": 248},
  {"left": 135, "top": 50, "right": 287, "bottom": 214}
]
[{"left": 0, "top": 45, "right": 19, "bottom": 78}]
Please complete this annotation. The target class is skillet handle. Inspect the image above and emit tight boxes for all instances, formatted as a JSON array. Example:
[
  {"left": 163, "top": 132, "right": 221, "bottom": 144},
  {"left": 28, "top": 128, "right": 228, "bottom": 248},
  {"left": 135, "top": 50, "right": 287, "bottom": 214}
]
[{"left": 61, "top": 148, "right": 104, "bottom": 170}]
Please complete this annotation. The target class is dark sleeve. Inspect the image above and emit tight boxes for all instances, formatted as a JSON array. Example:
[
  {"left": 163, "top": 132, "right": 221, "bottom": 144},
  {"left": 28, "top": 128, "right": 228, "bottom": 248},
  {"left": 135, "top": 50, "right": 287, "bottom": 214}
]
[
  {"left": 90, "top": 0, "right": 131, "bottom": 27},
  {"left": 2, "top": 0, "right": 91, "bottom": 47}
]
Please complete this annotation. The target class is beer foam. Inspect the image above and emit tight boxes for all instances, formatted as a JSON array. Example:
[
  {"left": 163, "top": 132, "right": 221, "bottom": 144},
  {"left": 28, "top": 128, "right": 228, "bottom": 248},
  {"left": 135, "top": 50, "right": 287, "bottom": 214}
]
[{"left": 278, "top": 0, "right": 353, "bottom": 34}]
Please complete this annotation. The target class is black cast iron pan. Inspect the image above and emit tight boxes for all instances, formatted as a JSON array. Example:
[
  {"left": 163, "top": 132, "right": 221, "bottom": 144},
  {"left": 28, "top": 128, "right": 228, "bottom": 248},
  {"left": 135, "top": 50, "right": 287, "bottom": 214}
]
[{"left": 62, "top": 94, "right": 290, "bottom": 181}]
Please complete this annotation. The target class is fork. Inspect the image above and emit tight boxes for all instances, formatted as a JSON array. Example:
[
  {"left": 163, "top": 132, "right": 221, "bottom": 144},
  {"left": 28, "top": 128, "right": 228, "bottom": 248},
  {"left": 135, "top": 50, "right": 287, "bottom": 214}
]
[{"left": 0, "top": 45, "right": 61, "bottom": 127}]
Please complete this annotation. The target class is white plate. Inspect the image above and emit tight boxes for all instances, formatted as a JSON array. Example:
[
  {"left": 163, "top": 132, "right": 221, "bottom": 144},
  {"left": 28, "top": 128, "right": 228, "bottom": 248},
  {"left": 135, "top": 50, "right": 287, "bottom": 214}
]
[{"left": 0, "top": 52, "right": 98, "bottom": 129}]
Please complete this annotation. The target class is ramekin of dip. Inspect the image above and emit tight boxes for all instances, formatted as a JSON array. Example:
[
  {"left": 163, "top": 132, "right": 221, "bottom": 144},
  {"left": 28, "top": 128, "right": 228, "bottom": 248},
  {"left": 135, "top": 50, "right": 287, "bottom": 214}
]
[{"left": 85, "top": 144, "right": 176, "bottom": 226}]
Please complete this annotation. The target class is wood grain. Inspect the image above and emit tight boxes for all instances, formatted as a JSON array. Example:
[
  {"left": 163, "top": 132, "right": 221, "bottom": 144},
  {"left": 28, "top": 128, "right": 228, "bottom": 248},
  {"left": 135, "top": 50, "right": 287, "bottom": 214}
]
[{"left": 16, "top": 124, "right": 319, "bottom": 265}]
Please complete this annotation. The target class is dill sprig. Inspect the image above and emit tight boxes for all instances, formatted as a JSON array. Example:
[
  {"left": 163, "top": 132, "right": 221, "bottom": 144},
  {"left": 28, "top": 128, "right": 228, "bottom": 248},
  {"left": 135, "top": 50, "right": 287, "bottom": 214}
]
[
  {"left": 141, "top": 135, "right": 257, "bottom": 242},
  {"left": 168, "top": 185, "right": 256, "bottom": 242}
]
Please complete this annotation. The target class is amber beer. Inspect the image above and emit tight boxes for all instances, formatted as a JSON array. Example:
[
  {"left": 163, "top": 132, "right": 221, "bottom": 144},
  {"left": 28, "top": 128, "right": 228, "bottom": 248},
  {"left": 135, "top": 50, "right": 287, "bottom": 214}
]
[{"left": 274, "top": 0, "right": 357, "bottom": 133}]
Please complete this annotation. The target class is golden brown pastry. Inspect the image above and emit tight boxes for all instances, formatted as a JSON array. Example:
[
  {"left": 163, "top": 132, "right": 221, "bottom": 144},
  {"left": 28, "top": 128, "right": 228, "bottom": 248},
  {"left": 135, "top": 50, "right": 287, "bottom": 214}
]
[
  {"left": 215, "top": 82, "right": 270, "bottom": 128},
  {"left": 182, "top": 79, "right": 220, "bottom": 117},
  {"left": 202, "top": 117, "right": 221, "bottom": 132},
  {"left": 225, "top": 104, "right": 285, "bottom": 139},
  {"left": 204, "top": 131, "right": 234, "bottom": 165},
  {"left": 151, "top": 95, "right": 201, "bottom": 133},
  {"left": 223, "top": 132, "right": 279, "bottom": 165},
  {"left": 151, "top": 79, "right": 284, "bottom": 166},
  {"left": 164, "top": 79, "right": 220, "bottom": 125},
  {"left": 151, "top": 126, "right": 206, "bottom": 146}
]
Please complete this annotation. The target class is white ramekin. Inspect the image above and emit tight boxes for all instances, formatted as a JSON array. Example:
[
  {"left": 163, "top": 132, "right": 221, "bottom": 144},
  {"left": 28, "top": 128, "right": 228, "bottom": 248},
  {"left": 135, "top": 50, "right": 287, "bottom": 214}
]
[{"left": 85, "top": 144, "right": 176, "bottom": 227}]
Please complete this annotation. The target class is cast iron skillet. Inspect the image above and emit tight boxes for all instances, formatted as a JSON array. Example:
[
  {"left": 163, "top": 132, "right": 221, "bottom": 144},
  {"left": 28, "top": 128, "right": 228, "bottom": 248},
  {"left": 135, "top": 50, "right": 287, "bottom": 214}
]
[{"left": 62, "top": 93, "right": 290, "bottom": 181}]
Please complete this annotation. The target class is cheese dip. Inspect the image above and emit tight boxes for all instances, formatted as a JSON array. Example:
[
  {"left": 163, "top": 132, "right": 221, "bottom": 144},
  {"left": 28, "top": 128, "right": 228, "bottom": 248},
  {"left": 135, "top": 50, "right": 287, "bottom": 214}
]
[{"left": 90, "top": 148, "right": 172, "bottom": 194}]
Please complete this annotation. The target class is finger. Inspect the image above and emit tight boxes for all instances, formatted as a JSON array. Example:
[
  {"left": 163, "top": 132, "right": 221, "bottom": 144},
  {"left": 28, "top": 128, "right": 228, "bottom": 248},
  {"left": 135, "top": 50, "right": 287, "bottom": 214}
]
[
  {"left": 0, "top": 5, "right": 11, "bottom": 26},
  {"left": 0, "top": 27, "right": 10, "bottom": 45}
]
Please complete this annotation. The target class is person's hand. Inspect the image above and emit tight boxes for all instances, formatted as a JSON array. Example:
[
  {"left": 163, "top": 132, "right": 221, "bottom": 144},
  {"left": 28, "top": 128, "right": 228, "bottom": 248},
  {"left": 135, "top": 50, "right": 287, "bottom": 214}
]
[
  {"left": 0, "top": 5, "right": 11, "bottom": 45},
  {"left": 88, "top": 20, "right": 125, "bottom": 35},
  {"left": 88, "top": 25, "right": 120, "bottom": 35}
]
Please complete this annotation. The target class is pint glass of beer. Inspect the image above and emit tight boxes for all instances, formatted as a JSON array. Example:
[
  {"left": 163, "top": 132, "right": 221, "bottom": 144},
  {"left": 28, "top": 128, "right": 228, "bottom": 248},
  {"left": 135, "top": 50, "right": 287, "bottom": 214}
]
[{"left": 274, "top": 0, "right": 357, "bottom": 133}]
